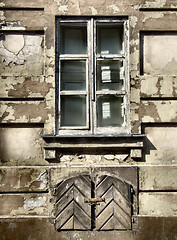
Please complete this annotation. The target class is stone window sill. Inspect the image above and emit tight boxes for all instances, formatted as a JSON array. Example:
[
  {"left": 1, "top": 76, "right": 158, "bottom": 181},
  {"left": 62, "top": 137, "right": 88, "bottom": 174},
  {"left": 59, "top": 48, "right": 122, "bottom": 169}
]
[{"left": 42, "top": 134, "right": 145, "bottom": 161}]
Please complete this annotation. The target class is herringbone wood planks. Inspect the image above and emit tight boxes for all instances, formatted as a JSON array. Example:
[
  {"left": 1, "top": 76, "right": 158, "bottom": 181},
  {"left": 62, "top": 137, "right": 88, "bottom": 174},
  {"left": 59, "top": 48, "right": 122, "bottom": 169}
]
[
  {"left": 95, "top": 175, "right": 131, "bottom": 230},
  {"left": 55, "top": 175, "right": 92, "bottom": 230},
  {"left": 54, "top": 174, "right": 132, "bottom": 230}
]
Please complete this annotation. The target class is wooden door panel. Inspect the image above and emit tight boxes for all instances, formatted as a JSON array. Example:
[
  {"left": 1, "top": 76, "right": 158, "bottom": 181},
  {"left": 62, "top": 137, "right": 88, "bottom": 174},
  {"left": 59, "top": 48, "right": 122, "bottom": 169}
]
[
  {"left": 55, "top": 175, "right": 92, "bottom": 230},
  {"left": 54, "top": 174, "right": 132, "bottom": 231},
  {"left": 95, "top": 175, "right": 131, "bottom": 230}
]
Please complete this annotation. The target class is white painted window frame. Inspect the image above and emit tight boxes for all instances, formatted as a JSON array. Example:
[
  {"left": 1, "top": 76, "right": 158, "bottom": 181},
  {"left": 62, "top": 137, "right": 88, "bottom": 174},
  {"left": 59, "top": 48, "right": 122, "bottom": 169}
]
[{"left": 56, "top": 17, "right": 130, "bottom": 136}]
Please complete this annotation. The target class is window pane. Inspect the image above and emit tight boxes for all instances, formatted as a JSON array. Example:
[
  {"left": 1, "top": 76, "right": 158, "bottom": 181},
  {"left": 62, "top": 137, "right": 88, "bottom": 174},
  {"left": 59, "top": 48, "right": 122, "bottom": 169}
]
[
  {"left": 97, "top": 60, "right": 124, "bottom": 90},
  {"left": 97, "top": 23, "right": 124, "bottom": 54},
  {"left": 61, "top": 60, "right": 86, "bottom": 91},
  {"left": 60, "top": 24, "right": 87, "bottom": 54},
  {"left": 97, "top": 96, "right": 124, "bottom": 127},
  {"left": 61, "top": 96, "right": 86, "bottom": 127}
]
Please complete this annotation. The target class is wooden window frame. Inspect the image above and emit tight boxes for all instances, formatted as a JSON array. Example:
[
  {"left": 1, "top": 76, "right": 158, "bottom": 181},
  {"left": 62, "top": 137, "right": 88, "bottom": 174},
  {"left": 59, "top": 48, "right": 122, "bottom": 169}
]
[{"left": 55, "top": 17, "right": 130, "bottom": 136}]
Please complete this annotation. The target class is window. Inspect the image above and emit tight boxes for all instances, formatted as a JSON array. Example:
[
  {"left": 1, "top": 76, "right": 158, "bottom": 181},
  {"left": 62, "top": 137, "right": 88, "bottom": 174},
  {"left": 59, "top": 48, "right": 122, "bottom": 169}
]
[{"left": 56, "top": 18, "right": 129, "bottom": 135}]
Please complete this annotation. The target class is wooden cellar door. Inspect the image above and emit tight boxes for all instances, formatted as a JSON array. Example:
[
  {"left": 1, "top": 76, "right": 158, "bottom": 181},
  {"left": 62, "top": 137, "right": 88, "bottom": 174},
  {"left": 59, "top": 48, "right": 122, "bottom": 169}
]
[{"left": 54, "top": 174, "right": 132, "bottom": 231}]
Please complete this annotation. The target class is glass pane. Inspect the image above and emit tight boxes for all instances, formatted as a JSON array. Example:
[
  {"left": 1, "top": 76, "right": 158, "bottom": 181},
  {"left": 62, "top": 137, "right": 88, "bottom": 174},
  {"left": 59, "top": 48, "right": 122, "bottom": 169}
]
[
  {"left": 97, "top": 60, "right": 124, "bottom": 90},
  {"left": 97, "top": 23, "right": 124, "bottom": 54},
  {"left": 61, "top": 60, "right": 86, "bottom": 91},
  {"left": 60, "top": 24, "right": 87, "bottom": 54},
  {"left": 61, "top": 96, "right": 86, "bottom": 127},
  {"left": 97, "top": 96, "right": 124, "bottom": 127}
]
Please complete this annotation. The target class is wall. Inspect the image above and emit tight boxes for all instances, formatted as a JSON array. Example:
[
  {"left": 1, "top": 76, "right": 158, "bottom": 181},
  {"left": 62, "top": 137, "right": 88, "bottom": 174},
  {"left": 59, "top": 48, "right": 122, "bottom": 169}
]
[{"left": 0, "top": 0, "right": 177, "bottom": 239}]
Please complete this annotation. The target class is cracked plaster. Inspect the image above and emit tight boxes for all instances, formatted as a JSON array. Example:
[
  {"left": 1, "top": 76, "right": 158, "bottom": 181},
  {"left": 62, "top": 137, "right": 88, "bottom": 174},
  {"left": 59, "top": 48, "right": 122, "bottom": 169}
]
[
  {"left": 143, "top": 0, "right": 167, "bottom": 8},
  {"left": 3, "top": 35, "right": 25, "bottom": 55},
  {"left": 0, "top": 33, "right": 44, "bottom": 75}
]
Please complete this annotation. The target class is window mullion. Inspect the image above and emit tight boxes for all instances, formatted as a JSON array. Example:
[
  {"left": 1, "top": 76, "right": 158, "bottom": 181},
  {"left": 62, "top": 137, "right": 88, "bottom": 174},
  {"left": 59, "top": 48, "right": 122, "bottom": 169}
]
[{"left": 92, "top": 18, "right": 97, "bottom": 134}]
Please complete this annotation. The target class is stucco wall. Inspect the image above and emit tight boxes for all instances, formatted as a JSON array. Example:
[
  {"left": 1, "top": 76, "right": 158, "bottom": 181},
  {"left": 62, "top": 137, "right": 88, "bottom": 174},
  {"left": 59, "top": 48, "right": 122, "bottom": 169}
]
[{"left": 0, "top": 0, "right": 177, "bottom": 239}]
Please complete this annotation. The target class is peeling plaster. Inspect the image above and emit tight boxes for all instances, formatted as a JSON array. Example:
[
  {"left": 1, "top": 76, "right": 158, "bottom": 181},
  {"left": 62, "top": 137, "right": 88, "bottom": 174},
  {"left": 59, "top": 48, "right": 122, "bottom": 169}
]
[
  {"left": 59, "top": 153, "right": 134, "bottom": 165},
  {"left": 131, "top": 88, "right": 140, "bottom": 103},
  {"left": 37, "top": 172, "right": 48, "bottom": 189},
  {"left": 130, "top": 16, "right": 138, "bottom": 28},
  {"left": 143, "top": 0, "right": 166, "bottom": 8},
  {"left": 24, "top": 197, "right": 46, "bottom": 210},
  {"left": 0, "top": 105, "right": 15, "bottom": 122},
  {"left": 1, "top": 21, "right": 26, "bottom": 31},
  {"left": 142, "top": 115, "right": 155, "bottom": 122},
  {"left": 0, "top": 3, "right": 5, "bottom": 7},
  {"left": 141, "top": 77, "right": 158, "bottom": 96},
  {"left": 0, "top": 11, "right": 5, "bottom": 23},
  {"left": 0, "top": 33, "right": 44, "bottom": 75},
  {"left": 58, "top": 5, "right": 68, "bottom": 14},
  {"left": 0, "top": 101, "right": 46, "bottom": 123},
  {"left": 141, "top": 100, "right": 177, "bottom": 123},
  {"left": 107, "top": 5, "right": 119, "bottom": 13},
  {"left": 131, "top": 111, "right": 139, "bottom": 121},
  {"left": 130, "top": 50, "right": 139, "bottom": 70},
  {"left": 3, "top": 76, "right": 52, "bottom": 98},
  {"left": 157, "top": 102, "right": 177, "bottom": 122},
  {"left": 44, "top": 113, "right": 55, "bottom": 134},
  {"left": 143, "top": 12, "right": 164, "bottom": 22},
  {"left": 53, "top": 0, "right": 68, "bottom": 13},
  {"left": 171, "top": 4, "right": 177, "bottom": 8},
  {"left": 89, "top": 6, "right": 97, "bottom": 15},
  {"left": 53, "top": 0, "right": 61, "bottom": 7}
]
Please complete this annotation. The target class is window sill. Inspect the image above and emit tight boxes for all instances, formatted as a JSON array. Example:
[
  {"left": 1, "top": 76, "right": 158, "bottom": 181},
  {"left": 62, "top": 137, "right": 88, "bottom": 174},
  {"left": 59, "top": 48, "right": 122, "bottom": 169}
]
[{"left": 42, "top": 134, "right": 145, "bottom": 161}]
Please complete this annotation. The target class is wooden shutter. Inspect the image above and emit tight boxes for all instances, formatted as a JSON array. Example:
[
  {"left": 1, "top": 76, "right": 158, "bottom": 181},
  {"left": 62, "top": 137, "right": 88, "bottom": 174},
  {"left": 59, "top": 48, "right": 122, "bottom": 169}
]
[
  {"left": 95, "top": 175, "right": 132, "bottom": 230},
  {"left": 55, "top": 175, "right": 92, "bottom": 230}
]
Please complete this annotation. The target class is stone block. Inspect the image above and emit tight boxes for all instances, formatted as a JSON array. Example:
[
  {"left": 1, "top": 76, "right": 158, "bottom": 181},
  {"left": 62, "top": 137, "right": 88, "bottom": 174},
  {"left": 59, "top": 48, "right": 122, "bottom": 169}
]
[
  {"left": 139, "top": 166, "right": 177, "bottom": 191},
  {"left": 140, "top": 76, "right": 177, "bottom": 98},
  {"left": 0, "top": 127, "right": 44, "bottom": 165},
  {"left": 0, "top": 33, "right": 44, "bottom": 75},
  {"left": 0, "top": 101, "right": 46, "bottom": 123},
  {"left": 141, "top": 101, "right": 177, "bottom": 123},
  {"left": 130, "top": 149, "right": 142, "bottom": 159},
  {"left": 0, "top": 168, "right": 48, "bottom": 192},
  {"left": 45, "top": 149, "right": 56, "bottom": 160},
  {"left": 0, "top": 194, "right": 48, "bottom": 216},
  {"left": 144, "top": 127, "right": 177, "bottom": 164},
  {"left": 143, "top": 34, "right": 177, "bottom": 75},
  {"left": 50, "top": 167, "right": 90, "bottom": 188},
  {"left": 139, "top": 192, "right": 177, "bottom": 216},
  {"left": 0, "top": 76, "right": 52, "bottom": 98}
]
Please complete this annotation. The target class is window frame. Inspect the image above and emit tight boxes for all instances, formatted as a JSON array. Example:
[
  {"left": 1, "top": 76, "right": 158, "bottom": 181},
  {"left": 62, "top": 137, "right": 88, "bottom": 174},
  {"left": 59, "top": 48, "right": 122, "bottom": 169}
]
[{"left": 55, "top": 17, "right": 130, "bottom": 136}]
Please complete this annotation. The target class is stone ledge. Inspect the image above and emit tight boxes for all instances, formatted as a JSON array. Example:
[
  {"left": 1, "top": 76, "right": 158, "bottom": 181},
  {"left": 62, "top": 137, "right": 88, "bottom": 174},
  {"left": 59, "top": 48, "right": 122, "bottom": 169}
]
[{"left": 42, "top": 134, "right": 145, "bottom": 161}]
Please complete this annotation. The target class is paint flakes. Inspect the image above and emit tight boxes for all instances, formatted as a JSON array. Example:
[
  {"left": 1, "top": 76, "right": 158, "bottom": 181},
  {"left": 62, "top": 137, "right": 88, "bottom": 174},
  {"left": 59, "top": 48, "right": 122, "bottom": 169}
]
[
  {"left": 24, "top": 197, "right": 46, "bottom": 210},
  {"left": 107, "top": 4, "right": 119, "bottom": 13},
  {"left": 89, "top": 6, "right": 97, "bottom": 15}
]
